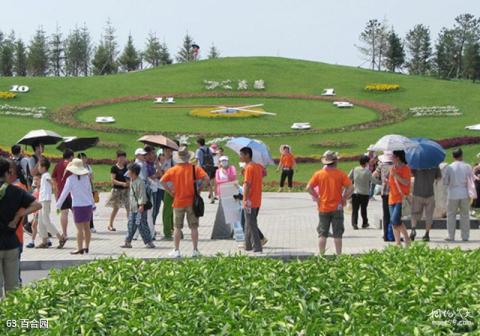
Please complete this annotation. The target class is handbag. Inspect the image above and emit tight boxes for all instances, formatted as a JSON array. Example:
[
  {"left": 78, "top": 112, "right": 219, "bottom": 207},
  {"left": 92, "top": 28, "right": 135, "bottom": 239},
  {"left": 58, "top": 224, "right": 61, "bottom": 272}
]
[
  {"left": 192, "top": 165, "right": 205, "bottom": 217},
  {"left": 393, "top": 170, "right": 412, "bottom": 217},
  {"left": 467, "top": 174, "right": 477, "bottom": 200},
  {"left": 131, "top": 182, "right": 153, "bottom": 211},
  {"left": 92, "top": 191, "right": 100, "bottom": 203}
]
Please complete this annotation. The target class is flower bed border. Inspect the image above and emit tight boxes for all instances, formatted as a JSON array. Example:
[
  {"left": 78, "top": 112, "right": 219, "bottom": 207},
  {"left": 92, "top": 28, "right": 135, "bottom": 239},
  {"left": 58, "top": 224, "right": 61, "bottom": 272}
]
[{"left": 51, "top": 92, "right": 403, "bottom": 137}]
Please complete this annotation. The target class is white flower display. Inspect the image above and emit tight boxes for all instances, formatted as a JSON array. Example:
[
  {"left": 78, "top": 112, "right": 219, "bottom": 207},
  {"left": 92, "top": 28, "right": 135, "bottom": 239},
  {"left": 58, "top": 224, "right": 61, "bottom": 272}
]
[
  {"left": 203, "top": 79, "right": 266, "bottom": 91},
  {"left": 237, "top": 80, "right": 248, "bottom": 90},
  {"left": 254, "top": 80, "right": 265, "bottom": 90},
  {"left": 0, "top": 104, "right": 47, "bottom": 118},
  {"left": 409, "top": 106, "right": 461, "bottom": 117}
]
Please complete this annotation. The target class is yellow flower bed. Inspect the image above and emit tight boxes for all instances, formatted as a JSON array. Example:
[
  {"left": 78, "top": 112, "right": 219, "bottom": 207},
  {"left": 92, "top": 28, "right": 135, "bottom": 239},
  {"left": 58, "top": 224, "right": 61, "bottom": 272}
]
[
  {"left": 364, "top": 84, "right": 400, "bottom": 92},
  {"left": 190, "top": 106, "right": 264, "bottom": 118},
  {"left": 0, "top": 92, "right": 17, "bottom": 99}
]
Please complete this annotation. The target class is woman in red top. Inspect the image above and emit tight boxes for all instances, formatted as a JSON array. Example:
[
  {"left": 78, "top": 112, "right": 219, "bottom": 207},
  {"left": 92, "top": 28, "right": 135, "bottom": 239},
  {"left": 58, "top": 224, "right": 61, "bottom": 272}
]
[
  {"left": 277, "top": 145, "right": 296, "bottom": 192},
  {"left": 388, "top": 150, "right": 412, "bottom": 247}
]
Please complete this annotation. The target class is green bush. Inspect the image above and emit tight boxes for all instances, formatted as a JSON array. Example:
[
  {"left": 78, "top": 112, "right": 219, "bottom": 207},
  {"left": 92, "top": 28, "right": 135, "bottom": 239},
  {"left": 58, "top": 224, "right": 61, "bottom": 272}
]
[{"left": 0, "top": 245, "right": 479, "bottom": 335}]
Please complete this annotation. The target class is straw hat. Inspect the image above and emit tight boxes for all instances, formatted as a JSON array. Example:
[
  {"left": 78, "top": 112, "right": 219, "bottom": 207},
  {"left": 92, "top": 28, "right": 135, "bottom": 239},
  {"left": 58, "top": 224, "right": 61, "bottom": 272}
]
[
  {"left": 379, "top": 151, "right": 394, "bottom": 163},
  {"left": 66, "top": 158, "right": 89, "bottom": 176},
  {"left": 173, "top": 146, "right": 193, "bottom": 164},
  {"left": 321, "top": 150, "right": 339, "bottom": 165}
]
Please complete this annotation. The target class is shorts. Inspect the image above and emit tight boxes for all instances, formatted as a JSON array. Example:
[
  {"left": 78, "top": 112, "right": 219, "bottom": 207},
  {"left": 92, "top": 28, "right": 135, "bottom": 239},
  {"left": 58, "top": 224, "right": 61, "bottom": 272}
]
[
  {"left": 411, "top": 195, "right": 435, "bottom": 223},
  {"left": 205, "top": 166, "right": 217, "bottom": 180},
  {"left": 106, "top": 188, "right": 130, "bottom": 209},
  {"left": 389, "top": 203, "right": 402, "bottom": 226},
  {"left": 72, "top": 206, "right": 93, "bottom": 224},
  {"left": 174, "top": 206, "right": 199, "bottom": 229},
  {"left": 60, "top": 196, "right": 72, "bottom": 210},
  {"left": 317, "top": 210, "right": 344, "bottom": 238}
]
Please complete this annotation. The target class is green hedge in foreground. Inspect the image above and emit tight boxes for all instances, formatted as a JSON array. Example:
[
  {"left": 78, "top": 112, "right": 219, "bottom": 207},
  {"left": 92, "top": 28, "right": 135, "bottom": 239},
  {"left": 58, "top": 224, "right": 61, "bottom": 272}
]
[{"left": 0, "top": 245, "right": 479, "bottom": 335}]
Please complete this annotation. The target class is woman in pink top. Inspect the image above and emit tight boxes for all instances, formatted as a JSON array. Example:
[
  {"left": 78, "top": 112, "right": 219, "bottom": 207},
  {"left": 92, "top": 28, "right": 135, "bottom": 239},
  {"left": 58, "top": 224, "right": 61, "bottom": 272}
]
[{"left": 215, "top": 156, "right": 237, "bottom": 196}]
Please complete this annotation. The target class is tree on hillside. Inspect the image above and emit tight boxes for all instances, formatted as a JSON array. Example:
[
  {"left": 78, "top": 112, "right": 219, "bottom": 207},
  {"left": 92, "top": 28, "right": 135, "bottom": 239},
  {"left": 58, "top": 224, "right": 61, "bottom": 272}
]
[
  {"left": 65, "top": 24, "right": 92, "bottom": 76},
  {"left": 14, "top": 38, "right": 27, "bottom": 76},
  {"left": 434, "top": 28, "right": 458, "bottom": 79},
  {"left": 118, "top": 34, "right": 141, "bottom": 71},
  {"left": 79, "top": 25, "right": 92, "bottom": 76},
  {"left": 27, "top": 27, "right": 49, "bottom": 76},
  {"left": 159, "top": 42, "right": 172, "bottom": 65},
  {"left": 356, "top": 19, "right": 388, "bottom": 70},
  {"left": 0, "top": 31, "right": 15, "bottom": 76},
  {"left": 463, "top": 42, "right": 480, "bottom": 82},
  {"left": 176, "top": 34, "right": 195, "bottom": 63},
  {"left": 405, "top": 24, "right": 432, "bottom": 75},
  {"left": 207, "top": 44, "right": 220, "bottom": 59},
  {"left": 452, "top": 14, "right": 480, "bottom": 78},
  {"left": 65, "top": 27, "right": 83, "bottom": 76},
  {"left": 144, "top": 33, "right": 162, "bottom": 67},
  {"left": 92, "top": 20, "right": 118, "bottom": 75},
  {"left": 385, "top": 30, "right": 405, "bottom": 72},
  {"left": 49, "top": 24, "right": 64, "bottom": 76}
]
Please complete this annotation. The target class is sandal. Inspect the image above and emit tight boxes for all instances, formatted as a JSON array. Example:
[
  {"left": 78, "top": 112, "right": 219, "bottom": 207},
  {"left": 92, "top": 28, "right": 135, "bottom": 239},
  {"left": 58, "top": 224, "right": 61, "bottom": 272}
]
[
  {"left": 35, "top": 243, "right": 49, "bottom": 249},
  {"left": 57, "top": 237, "right": 67, "bottom": 249},
  {"left": 107, "top": 227, "right": 117, "bottom": 232}
]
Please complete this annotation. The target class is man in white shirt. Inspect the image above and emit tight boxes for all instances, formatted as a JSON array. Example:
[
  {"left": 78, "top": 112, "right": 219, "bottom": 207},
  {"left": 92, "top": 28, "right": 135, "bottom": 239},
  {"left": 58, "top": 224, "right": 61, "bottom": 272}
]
[{"left": 443, "top": 148, "right": 473, "bottom": 241}]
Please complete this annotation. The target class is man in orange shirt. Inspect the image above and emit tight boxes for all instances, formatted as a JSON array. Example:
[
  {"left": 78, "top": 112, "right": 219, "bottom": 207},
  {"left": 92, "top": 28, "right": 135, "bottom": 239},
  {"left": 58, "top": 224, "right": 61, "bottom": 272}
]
[
  {"left": 387, "top": 150, "right": 412, "bottom": 247},
  {"left": 277, "top": 145, "right": 296, "bottom": 192},
  {"left": 240, "top": 147, "right": 265, "bottom": 253},
  {"left": 160, "top": 146, "right": 209, "bottom": 258},
  {"left": 307, "top": 151, "right": 353, "bottom": 255}
]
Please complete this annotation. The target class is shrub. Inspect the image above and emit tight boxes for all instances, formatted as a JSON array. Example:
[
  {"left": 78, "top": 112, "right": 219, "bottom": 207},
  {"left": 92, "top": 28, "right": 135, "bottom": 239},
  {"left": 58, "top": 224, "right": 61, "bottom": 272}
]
[
  {"left": 364, "top": 84, "right": 400, "bottom": 92},
  {"left": 0, "top": 245, "right": 478, "bottom": 335}
]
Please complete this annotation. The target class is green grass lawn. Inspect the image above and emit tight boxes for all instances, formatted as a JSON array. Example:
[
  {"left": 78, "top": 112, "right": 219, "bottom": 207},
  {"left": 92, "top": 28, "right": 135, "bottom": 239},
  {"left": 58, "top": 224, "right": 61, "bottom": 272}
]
[
  {"left": 77, "top": 97, "right": 377, "bottom": 135},
  {"left": 2, "top": 56, "right": 480, "bottom": 183}
]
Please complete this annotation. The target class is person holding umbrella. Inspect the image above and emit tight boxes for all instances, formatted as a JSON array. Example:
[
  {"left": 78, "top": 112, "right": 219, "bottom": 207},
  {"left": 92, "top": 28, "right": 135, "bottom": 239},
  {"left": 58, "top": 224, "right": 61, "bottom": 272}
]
[
  {"left": 373, "top": 151, "right": 394, "bottom": 241},
  {"left": 388, "top": 150, "right": 412, "bottom": 247},
  {"left": 405, "top": 138, "right": 445, "bottom": 241},
  {"left": 56, "top": 159, "right": 95, "bottom": 254}
]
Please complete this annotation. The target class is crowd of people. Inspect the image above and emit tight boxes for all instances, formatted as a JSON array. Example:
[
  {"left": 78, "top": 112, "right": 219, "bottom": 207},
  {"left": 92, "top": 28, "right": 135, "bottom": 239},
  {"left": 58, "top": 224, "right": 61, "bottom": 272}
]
[{"left": 0, "top": 137, "right": 478, "bottom": 297}]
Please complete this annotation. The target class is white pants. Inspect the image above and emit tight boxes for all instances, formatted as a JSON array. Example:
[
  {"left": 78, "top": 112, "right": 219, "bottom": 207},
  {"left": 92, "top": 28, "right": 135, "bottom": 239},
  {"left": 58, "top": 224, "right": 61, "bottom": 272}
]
[
  {"left": 38, "top": 201, "right": 60, "bottom": 239},
  {"left": 446, "top": 198, "right": 470, "bottom": 240}
]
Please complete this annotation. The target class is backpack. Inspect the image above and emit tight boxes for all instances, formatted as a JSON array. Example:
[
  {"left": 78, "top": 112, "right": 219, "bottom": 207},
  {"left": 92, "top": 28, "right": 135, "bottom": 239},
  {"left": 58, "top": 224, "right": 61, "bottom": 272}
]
[
  {"left": 13, "top": 156, "right": 28, "bottom": 187},
  {"left": 200, "top": 147, "right": 214, "bottom": 170}
]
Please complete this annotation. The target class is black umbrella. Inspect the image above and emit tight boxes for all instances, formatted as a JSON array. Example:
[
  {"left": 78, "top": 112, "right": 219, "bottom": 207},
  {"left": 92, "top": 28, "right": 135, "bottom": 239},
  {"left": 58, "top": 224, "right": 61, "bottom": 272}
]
[
  {"left": 17, "top": 129, "right": 63, "bottom": 146},
  {"left": 57, "top": 137, "right": 99, "bottom": 152}
]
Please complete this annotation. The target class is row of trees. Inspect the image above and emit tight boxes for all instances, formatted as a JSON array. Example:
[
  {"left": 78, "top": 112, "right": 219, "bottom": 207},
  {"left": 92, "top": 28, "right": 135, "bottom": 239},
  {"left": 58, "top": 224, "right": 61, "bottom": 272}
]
[
  {"left": 0, "top": 21, "right": 221, "bottom": 77},
  {"left": 357, "top": 13, "right": 480, "bottom": 81}
]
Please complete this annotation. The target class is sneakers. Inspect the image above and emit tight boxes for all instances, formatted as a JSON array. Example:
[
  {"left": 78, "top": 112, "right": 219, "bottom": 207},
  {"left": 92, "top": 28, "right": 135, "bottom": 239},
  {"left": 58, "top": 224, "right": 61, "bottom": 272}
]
[
  {"left": 26, "top": 242, "right": 35, "bottom": 248},
  {"left": 352, "top": 225, "right": 359, "bottom": 230},
  {"left": 120, "top": 242, "right": 132, "bottom": 248},
  {"left": 168, "top": 249, "right": 181, "bottom": 258},
  {"left": 444, "top": 238, "right": 454, "bottom": 242},
  {"left": 261, "top": 238, "right": 268, "bottom": 246},
  {"left": 192, "top": 249, "right": 202, "bottom": 258},
  {"left": 422, "top": 233, "right": 430, "bottom": 242},
  {"left": 362, "top": 223, "right": 370, "bottom": 229},
  {"left": 90, "top": 228, "right": 96, "bottom": 233},
  {"left": 146, "top": 242, "right": 156, "bottom": 248}
]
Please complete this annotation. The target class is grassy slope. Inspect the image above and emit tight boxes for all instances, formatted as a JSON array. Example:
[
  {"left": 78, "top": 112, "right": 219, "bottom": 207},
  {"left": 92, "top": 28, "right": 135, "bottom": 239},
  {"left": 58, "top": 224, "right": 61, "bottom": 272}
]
[{"left": 1, "top": 57, "right": 480, "bottom": 182}]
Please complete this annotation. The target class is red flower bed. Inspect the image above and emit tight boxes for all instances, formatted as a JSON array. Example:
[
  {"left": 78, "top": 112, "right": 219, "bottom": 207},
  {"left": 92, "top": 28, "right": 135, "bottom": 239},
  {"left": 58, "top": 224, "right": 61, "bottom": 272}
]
[{"left": 436, "top": 136, "right": 480, "bottom": 149}]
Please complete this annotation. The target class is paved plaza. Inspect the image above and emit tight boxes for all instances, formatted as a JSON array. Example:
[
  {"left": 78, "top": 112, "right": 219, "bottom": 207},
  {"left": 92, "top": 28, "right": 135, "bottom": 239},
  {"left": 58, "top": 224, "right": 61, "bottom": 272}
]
[{"left": 21, "top": 192, "right": 480, "bottom": 270}]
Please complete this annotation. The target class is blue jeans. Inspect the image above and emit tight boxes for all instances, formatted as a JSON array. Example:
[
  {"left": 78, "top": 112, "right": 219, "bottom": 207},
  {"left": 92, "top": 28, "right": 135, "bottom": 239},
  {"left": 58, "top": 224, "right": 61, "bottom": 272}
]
[
  {"left": 389, "top": 203, "right": 402, "bottom": 226},
  {"left": 126, "top": 212, "right": 151, "bottom": 244},
  {"left": 152, "top": 190, "right": 164, "bottom": 226}
]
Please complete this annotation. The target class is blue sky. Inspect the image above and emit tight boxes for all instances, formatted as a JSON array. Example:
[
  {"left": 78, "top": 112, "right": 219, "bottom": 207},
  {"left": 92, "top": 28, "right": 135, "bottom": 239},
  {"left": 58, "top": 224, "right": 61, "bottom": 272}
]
[{"left": 1, "top": 0, "right": 479, "bottom": 67}]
